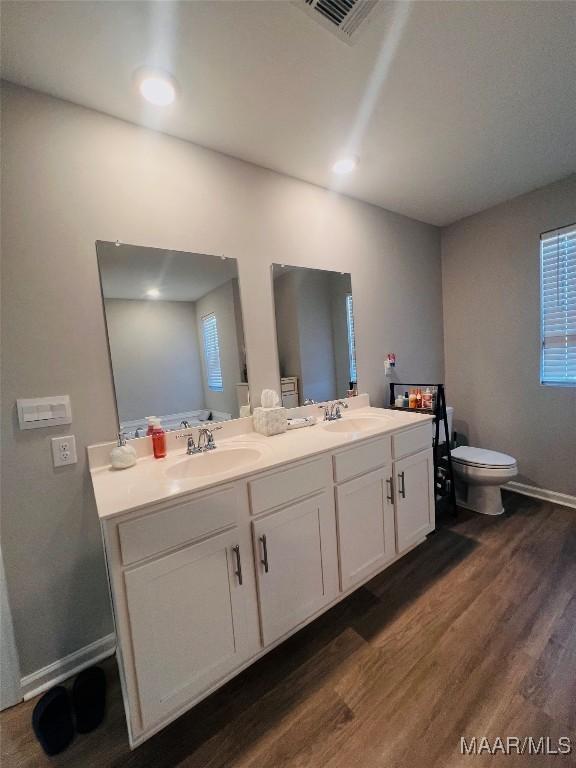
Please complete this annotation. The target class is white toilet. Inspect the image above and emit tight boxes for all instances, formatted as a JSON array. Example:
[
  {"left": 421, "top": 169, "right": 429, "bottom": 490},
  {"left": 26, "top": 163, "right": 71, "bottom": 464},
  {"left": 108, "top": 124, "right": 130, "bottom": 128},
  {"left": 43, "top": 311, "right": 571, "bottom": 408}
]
[{"left": 444, "top": 408, "right": 518, "bottom": 515}]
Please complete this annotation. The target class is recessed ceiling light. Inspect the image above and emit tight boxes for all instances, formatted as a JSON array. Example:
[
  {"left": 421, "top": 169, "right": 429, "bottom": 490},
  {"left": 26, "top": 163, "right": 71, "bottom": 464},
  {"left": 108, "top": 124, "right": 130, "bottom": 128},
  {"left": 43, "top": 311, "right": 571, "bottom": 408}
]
[
  {"left": 332, "top": 156, "right": 358, "bottom": 175},
  {"left": 146, "top": 288, "right": 160, "bottom": 299},
  {"left": 139, "top": 74, "right": 176, "bottom": 106}
]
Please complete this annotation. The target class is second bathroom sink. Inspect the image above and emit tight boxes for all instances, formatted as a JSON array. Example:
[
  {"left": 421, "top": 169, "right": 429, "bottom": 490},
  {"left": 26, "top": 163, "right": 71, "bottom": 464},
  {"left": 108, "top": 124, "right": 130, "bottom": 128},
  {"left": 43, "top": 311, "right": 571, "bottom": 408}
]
[{"left": 321, "top": 416, "right": 386, "bottom": 434}]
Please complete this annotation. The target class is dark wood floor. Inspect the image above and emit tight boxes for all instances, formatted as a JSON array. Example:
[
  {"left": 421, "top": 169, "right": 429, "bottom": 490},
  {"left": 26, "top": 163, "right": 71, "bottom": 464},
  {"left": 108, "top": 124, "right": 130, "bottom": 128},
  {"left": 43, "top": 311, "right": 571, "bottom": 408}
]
[{"left": 3, "top": 494, "right": 575, "bottom": 767}]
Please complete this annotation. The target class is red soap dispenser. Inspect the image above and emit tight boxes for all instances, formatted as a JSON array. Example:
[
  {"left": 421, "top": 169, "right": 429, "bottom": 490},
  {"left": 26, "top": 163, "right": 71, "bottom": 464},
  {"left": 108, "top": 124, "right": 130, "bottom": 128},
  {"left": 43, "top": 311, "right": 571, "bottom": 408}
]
[{"left": 150, "top": 418, "right": 167, "bottom": 459}]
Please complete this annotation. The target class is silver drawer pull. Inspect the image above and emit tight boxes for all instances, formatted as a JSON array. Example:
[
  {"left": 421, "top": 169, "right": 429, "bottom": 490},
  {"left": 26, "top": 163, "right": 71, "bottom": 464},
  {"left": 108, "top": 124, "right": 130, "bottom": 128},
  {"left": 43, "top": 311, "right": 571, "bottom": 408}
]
[
  {"left": 398, "top": 471, "right": 406, "bottom": 499},
  {"left": 232, "top": 545, "right": 243, "bottom": 585},
  {"left": 259, "top": 534, "right": 269, "bottom": 573}
]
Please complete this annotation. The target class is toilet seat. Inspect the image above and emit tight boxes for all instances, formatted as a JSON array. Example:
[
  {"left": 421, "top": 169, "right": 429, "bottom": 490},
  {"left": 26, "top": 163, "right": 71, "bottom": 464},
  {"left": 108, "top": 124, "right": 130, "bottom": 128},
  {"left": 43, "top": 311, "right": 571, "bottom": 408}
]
[{"left": 451, "top": 446, "right": 517, "bottom": 470}]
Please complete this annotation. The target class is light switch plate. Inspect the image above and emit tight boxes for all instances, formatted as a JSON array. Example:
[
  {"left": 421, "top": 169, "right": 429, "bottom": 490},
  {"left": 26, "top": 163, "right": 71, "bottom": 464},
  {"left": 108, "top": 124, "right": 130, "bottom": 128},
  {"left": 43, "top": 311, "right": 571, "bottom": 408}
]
[
  {"left": 51, "top": 435, "right": 77, "bottom": 467},
  {"left": 17, "top": 396, "right": 72, "bottom": 430}
]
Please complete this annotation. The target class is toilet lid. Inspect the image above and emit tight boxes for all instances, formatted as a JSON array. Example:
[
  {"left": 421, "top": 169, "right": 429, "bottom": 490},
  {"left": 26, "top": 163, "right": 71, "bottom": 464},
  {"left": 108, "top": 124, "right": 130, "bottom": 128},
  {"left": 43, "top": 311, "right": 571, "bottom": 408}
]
[{"left": 451, "top": 446, "right": 517, "bottom": 468}]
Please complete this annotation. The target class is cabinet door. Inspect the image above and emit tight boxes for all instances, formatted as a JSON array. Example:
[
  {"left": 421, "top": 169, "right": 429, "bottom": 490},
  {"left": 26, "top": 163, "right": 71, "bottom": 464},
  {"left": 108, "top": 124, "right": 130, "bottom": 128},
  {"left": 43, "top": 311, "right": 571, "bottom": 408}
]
[
  {"left": 253, "top": 492, "right": 338, "bottom": 646},
  {"left": 394, "top": 448, "right": 435, "bottom": 553},
  {"left": 124, "top": 529, "right": 253, "bottom": 730},
  {"left": 336, "top": 466, "right": 396, "bottom": 591}
]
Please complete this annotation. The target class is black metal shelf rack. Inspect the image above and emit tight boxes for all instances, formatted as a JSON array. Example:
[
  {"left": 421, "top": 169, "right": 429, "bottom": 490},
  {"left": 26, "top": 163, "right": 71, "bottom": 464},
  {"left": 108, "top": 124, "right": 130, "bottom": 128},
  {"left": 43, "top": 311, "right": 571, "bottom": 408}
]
[{"left": 388, "top": 383, "right": 457, "bottom": 517}]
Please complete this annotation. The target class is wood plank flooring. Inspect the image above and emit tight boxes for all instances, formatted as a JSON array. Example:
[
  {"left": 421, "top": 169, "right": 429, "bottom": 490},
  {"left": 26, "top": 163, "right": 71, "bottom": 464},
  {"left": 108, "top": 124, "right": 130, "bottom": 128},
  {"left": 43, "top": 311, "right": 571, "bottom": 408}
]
[{"left": 2, "top": 494, "right": 575, "bottom": 767}]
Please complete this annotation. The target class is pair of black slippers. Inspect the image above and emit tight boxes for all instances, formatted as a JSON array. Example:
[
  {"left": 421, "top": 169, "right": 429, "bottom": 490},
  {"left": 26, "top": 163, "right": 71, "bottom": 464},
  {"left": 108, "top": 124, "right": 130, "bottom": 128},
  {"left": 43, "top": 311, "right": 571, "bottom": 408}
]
[{"left": 32, "top": 666, "right": 106, "bottom": 756}]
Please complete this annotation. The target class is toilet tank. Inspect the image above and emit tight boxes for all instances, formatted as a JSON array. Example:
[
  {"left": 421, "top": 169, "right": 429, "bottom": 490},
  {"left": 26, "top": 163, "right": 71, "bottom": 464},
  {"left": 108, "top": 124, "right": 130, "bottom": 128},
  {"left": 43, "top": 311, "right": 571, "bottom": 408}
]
[{"left": 438, "top": 406, "right": 454, "bottom": 444}]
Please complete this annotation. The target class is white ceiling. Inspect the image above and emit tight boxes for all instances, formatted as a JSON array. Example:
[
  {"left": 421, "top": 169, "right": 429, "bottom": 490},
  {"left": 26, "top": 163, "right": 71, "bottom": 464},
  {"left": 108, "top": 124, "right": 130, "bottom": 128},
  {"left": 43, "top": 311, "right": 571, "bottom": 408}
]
[
  {"left": 97, "top": 242, "right": 238, "bottom": 301},
  {"left": 2, "top": 1, "right": 575, "bottom": 226}
]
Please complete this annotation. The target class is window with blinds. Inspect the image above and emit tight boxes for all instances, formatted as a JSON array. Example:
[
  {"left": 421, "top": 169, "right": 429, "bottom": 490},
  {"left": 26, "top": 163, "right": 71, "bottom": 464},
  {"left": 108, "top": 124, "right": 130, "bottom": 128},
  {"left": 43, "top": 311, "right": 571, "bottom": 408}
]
[
  {"left": 346, "top": 293, "right": 357, "bottom": 384},
  {"left": 540, "top": 225, "right": 576, "bottom": 386},
  {"left": 201, "top": 313, "right": 224, "bottom": 392}
]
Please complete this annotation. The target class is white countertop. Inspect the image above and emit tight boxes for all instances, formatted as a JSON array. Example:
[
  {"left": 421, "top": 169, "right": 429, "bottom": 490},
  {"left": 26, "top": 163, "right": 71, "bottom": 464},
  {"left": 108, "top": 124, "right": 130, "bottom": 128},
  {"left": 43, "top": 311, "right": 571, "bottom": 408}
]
[{"left": 89, "top": 405, "right": 433, "bottom": 520}]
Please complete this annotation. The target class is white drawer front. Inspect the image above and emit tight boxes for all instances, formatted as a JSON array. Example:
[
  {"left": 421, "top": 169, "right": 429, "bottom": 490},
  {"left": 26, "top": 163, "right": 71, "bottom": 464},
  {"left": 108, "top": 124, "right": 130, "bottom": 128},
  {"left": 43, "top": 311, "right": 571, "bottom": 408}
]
[
  {"left": 333, "top": 436, "right": 392, "bottom": 483},
  {"left": 249, "top": 457, "right": 331, "bottom": 515},
  {"left": 118, "top": 485, "right": 240, "bottom": 565},
  {"left": 392, "top": 424, "right": 432, "bottom": 460}
]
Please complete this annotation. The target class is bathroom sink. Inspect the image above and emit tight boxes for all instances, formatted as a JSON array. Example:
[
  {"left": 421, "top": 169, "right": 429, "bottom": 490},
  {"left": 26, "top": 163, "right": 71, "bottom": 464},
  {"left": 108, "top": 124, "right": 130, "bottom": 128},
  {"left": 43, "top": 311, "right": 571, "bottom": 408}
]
[
  {"left": 321, "top": 417, "right": 386, "bottom": 434},
  {"left": 165, "top": 446, "right": 264, "bottom": 479}
]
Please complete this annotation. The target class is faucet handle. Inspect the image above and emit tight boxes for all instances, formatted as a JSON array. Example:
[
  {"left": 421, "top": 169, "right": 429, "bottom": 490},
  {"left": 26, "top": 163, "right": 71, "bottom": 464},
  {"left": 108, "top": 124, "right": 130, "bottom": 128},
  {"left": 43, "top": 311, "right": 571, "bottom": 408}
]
[
  {"left": 317, "top": 404, "right": 330, "bottom": 421},
  {"left": 199, "top": 423, "right": 222, "bottom": 449}
]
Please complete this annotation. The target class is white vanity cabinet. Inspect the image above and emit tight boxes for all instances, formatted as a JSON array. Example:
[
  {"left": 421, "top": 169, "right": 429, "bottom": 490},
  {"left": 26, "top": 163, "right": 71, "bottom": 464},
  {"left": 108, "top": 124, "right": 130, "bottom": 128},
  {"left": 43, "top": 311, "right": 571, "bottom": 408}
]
[
  {"left": 124, "top": 528, "right": 254, "bottom": 730},
  {"left": 252, "top": 491, "right": 338, "bottom": 645},
  {"left": 394, "top": 448, "right": 435, "bottom": 553},
  {"left": 334, "top": 425, "right": 434, "bottom": 589},
  {"left": 391, "top": 424, "right": 435, "bottom": 554},
  {"left": 335, "top": 466, "right": 396, "bottom": 590},
  {"left": 95, "top": 413, "right": 436, "bottom": 747}
]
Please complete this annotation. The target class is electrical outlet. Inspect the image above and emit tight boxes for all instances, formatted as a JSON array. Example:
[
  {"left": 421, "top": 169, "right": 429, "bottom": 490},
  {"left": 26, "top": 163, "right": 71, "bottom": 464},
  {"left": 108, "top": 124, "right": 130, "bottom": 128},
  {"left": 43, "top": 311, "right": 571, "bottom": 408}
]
[{"left": 51, "top": 435, "right": 77, "bottom": 467}]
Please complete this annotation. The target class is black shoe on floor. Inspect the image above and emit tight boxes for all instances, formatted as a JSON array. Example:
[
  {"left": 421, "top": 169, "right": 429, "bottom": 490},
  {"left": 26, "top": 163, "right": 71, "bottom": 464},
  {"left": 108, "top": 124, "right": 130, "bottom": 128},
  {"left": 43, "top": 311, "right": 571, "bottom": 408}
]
[
  {"left": 32, "top": 686, "right": 74, "bottom": 756},
  {"left": 72, "top": 666, "right": 106, "bottom": 733}
]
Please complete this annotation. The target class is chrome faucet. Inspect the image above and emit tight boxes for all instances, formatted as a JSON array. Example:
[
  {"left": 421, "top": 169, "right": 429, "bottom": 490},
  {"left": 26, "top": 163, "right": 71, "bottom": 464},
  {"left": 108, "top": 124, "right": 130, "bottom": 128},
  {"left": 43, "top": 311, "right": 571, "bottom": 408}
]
[
  {"left": 318, "top": 400, "right": 349, "bottom": 421},
  {"left": 177, "top": 423, "right": 223, "bottom": 454},
  {"left": 197, "top": 424, "right": 222, "bottom": 451}
]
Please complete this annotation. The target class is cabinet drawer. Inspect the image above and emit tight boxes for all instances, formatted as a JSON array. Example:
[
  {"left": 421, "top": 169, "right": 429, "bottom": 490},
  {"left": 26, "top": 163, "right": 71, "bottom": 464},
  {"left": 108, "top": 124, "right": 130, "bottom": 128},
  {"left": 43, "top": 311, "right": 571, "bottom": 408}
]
[
  {"left": 118, "top": 485, "right": 240, "bottom": 565},
  {"left": 249, "top": 457, "right": 331, "bottom": 515},
  {"left": 333, "top": 436, "right": 392, "bottom": 483},
  {"left": 392, "top": 424, "right": 432, "bottom": 460},
  {"left": 281, "top": 382, "right": 296, "bottom": 394}
]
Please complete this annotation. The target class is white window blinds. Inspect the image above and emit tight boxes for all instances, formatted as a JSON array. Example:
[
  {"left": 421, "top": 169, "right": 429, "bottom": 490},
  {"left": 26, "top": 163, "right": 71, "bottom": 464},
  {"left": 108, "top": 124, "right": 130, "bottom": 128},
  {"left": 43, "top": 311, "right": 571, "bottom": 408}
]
[
  {"left": 540, "top": 225, "right": 576, "bottom": 385},
  {"left": 201, "top": 313, "right": 224, "bottom": 392},
  {"left": 346, "top": 293, "right": 357, "bottom": 384}
]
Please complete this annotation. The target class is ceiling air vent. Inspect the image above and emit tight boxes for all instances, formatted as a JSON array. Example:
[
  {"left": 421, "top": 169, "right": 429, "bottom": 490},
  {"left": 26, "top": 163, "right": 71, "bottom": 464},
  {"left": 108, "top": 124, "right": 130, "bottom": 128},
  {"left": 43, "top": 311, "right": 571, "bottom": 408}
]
[{"left": 294, "top": 0, "right": 381, "bottom": 44}]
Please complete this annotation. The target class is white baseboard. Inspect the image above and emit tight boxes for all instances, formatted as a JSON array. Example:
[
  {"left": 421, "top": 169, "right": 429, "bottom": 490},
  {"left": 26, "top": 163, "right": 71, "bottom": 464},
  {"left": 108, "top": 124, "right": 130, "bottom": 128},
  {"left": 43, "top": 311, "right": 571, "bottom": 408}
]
[
  {"left": 506, "top": 482, "right": 576, "bottom": 510},
  {"left": 21, "top": 633, "right": 116, "bottom": 701}
]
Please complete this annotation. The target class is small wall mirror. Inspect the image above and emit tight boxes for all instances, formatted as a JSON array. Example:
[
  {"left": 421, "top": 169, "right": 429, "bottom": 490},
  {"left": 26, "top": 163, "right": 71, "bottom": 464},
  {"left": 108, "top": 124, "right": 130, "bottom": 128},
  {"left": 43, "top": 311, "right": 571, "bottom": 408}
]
[
  {"left": 97, "top": 242, "right": 249, "bottom": 437},
  {"left": 272, "top": 264, "right": 357, "bottom": 406}
]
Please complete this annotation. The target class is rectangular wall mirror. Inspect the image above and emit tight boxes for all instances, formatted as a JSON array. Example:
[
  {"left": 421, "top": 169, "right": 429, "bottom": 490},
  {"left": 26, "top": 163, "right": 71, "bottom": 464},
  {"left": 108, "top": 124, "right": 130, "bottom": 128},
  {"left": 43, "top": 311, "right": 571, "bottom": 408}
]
[
  {"left": 97, "top": 242, "right": 249, "bottom": 437},
  {"left": 272, "top": 264, "right": 357, "bottom": 406}
]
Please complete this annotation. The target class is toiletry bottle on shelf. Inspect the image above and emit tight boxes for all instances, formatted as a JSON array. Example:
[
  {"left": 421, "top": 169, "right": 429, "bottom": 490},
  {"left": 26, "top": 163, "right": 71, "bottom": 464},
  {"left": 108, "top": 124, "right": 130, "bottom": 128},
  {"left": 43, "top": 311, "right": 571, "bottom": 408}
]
[
  {"left": 416, "top": 389, "right": 422, "bottom": 409},
  {"left": 151, "top": 419, "right": 167, "bottom": 459},
  {"left": 423, "top": 387, "right": 432, "bottom": 409},
  {"left": 403, "top": 391, "right": 409, "bottom": 407},
  {"left": 395, "top": 394, "right": 404, "bottom": 408},
  {"left": 409, "top": 390, "right": 417, "bottom": 409}
]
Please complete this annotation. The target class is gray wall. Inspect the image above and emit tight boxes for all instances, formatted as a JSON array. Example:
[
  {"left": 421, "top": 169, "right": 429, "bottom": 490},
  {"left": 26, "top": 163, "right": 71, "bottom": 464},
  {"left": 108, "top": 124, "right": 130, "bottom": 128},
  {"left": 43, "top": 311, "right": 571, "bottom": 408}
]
[
  {"left": 442, "top": 175, "right": 576, "bottom": 496},
  {"left": 104, "top": 299, "right": 204, "bottom": 423},
  {"left": 195, "top": 279, "right": 243, "bottom": 418},
  {"left": 1, "top": 84, "right": 443, "bottom": 678}
]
